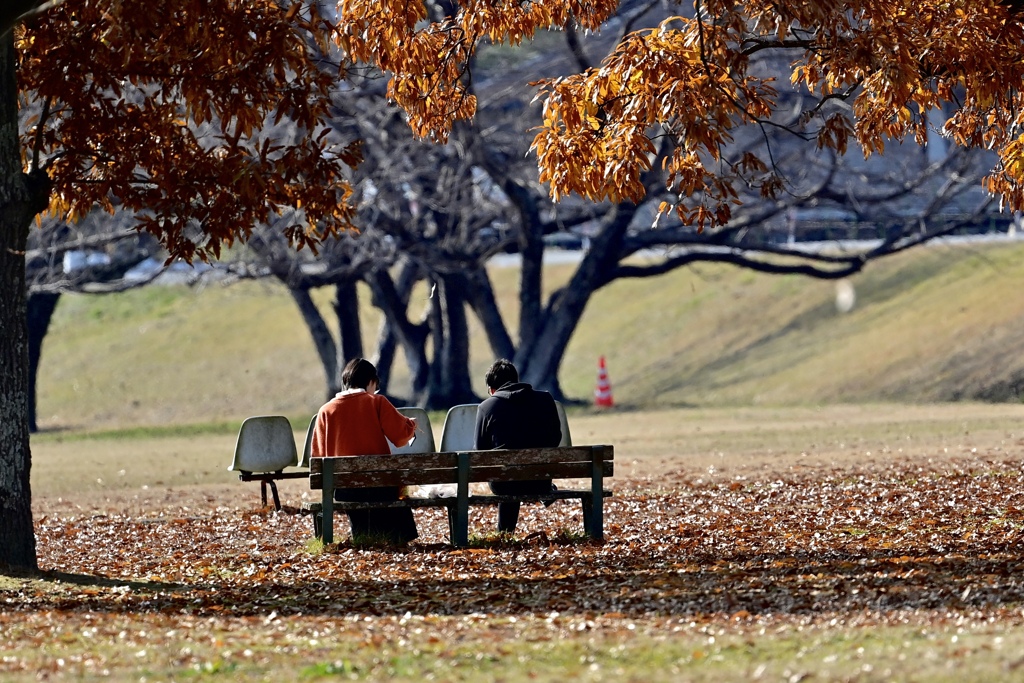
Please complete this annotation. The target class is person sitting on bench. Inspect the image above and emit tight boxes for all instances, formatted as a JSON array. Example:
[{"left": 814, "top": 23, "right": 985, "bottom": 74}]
[
  {"left": 311, "top": 358, "right": 419, "bottom": 545},
  {"left": 474, "top": 358, "right": 562, "bottom": 535}
]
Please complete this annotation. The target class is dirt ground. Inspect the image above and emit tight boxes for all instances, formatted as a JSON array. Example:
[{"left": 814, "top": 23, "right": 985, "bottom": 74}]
[{"left": 30, "top": 402, "right": 1024, "bottom": 518}]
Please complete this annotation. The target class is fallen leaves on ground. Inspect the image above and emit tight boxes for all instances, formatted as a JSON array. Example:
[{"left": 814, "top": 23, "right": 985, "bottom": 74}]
[
  {"left": 9, "top": 457, "right": 1024, "bottom": 620},
  {"left": 3, "top": 457, "right": 1024, "bottom": 678}
]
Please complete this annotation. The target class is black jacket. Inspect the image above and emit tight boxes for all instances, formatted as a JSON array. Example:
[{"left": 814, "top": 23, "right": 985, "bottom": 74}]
[{"left": 474, "top": 382, "right": 562, "bottom": 450}]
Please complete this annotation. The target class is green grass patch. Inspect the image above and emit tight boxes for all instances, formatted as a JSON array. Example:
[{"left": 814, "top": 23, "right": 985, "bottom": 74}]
[
  {"left": 2, "top": 610, "right": 1023, "bottom": 682},
  {"left": 31, "top": 419, "right": 244, "bottom": 443}
]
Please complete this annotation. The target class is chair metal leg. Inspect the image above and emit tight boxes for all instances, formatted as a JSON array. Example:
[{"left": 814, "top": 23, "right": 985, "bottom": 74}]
[
  {"left": 446, "top": 505, "right": 457, "bottom": 544},
  {"left": 269, "top": 480, "right": 282, "bottom": 511},
  {"left": 260, "top": 481, "right": 268, "bottom": 508}
]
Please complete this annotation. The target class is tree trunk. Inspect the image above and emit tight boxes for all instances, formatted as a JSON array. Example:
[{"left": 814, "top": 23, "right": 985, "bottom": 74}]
[
  {"left": 333, "top": 279, "right": 363, "bottom": 367},
  {"left": 464, "top": 267, "right": 515, "bottom": 360},
  {"left": 0, "top": 32, "right": 45, "bottom": 570},
  {"left": 518, "top": 205, "right": 636, "bottom": 399},
  {"left": 288, "top": 286, "right": 341, "bottom": 399},
  {"left": 424, "top": 273, "right": 478, "bottom": 408},
  {"left": 518, "top": 220, "right": 545, "bottom": 353},
  {"left": 26, "top": 291, "right": 59, "bottom": 433},
  {"left": 365, "top": 267, "right": 429, "bottom": 402},
  {"left": 0, "top": 206, "right": 36, "bottom": 570},
  {"left": 371, "top": 258, "right": 420, "bottom": 391}
]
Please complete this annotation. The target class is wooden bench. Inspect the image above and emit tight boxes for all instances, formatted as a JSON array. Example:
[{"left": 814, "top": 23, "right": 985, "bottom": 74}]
[{"left": 300, "top": 445, "right": 613, "bottom": 547}]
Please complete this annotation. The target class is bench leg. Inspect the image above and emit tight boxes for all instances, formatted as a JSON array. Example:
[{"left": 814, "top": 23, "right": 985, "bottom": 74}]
[
  {"left": 581, "top": 497, "right": 593, "bottom": 538},
  {"left": 581, "top": 495, "right": 603, "bottom": 541},
  {"left": 454, "top": 453, "right": 470, "bottom": 548},
  {"left": 313, "top": 512, "right": 323, "bottom": 540},
  {"left": 321, "top": 468, "right": 334, "bottom": 545}
]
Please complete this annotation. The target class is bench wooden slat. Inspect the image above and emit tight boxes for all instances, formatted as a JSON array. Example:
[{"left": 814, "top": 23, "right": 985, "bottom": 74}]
[
  {"left": 310, "top": 469, "right": 455, "bottom": 489},
  {"left": 310, "top": 452, "right": 459, "bottom": 474},
  {"left": 309, "top": 461, "right": 613, "bottom": 490},
  {"left": 452, "top": 446, "right": 613, "bottom": 468},
  {"left": 308, "top": 446, "right": 613, "bottom": 481}
]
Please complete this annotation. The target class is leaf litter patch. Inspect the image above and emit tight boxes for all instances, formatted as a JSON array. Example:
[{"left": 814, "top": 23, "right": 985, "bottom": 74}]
[{"left": 5, "top": 458, "right": 1018, "bottom": 623}]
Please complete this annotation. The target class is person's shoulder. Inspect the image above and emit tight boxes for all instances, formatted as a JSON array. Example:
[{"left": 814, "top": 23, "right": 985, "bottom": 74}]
[
  {"left": 368, "top": 392, "right": 398, "bottom": 408},
  {"left": 478, "top": 395, "right": 501, "bottom": 413},
  {"left": 530, "top": 387, "right": 556, "bottom": 402},
  {"left": 318, "top": 395, "right": 343, "bottom": 411}
]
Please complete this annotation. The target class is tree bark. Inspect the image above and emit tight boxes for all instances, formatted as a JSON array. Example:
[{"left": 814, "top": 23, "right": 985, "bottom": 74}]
[
  {"left": 517, "top": 218, "right": 545, "bottom": 353},
  {"left": 26, "top": 291, "right": 59, "bottom": 433},
  {"left": 464, "top": 267, "right": 515, "bottom": 361},
  {"left": 365, "top": 267, "right": 429, "bottom": 403},
  {"left": 426, "top": 273, "right": 477, "bottom": 407},
  {"left": 332, "top": 280, "right": 363, "bottom": 367},
  {"left": 518, "top": 205, "right": 636, "bottom": 399},
  {"left": 0, "top": 32, "right": 46, "bottom": 570},
  {"left": 288, "top": 286, "right": 341, "bottom": 399},
  {"left": 371, "top": 258, "right": 419, "bottom": 392}
]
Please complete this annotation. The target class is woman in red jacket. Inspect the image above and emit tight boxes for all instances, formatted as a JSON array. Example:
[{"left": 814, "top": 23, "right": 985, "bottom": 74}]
[{"left": 311, "top": 358, "right": 418, "bottom": 544}]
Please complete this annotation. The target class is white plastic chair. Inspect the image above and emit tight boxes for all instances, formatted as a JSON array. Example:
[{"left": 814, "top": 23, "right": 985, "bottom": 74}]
[
  {"left": 439, "top": 404, "right": 479, "bottom": 451},
  {"left": 390, "top": 407, "right": 436, "bottom": 454},
  {"left": 298, "top": 414, "right": 317, "bottom": 469},
  {"left": 227, "top": 415, "right": 299, "bottom": 509},
  {"left": 555, "top": 401, "right": 572, "bottom": 447}
]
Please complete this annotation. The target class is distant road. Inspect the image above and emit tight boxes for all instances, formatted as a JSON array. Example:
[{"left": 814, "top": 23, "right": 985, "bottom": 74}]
[{"left": 488, "top": 230, "right": 1024, "bottom": 268}]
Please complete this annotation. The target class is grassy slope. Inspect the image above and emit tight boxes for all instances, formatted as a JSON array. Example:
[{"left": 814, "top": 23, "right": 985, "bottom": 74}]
[{"left": 35, "top": 240, "right": 1024, "bottom": 431}]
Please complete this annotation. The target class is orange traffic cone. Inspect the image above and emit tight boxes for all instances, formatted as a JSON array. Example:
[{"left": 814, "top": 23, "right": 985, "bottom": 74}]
[{"left": 594, "top": 356, "right": 614, "bottom": 407}]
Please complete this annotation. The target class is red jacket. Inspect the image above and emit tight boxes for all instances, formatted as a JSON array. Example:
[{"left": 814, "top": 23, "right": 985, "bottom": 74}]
[{"left": 311, "top": 390, "right": 416, "bottom": 457}]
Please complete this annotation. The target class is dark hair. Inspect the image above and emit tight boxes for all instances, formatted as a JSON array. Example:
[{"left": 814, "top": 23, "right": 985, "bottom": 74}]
[
  {"left": 342, "top": 358, "right": 378, "bottom": 390},
  {"left": 485, "top": 358, "right": 518, "bottom": 391}
]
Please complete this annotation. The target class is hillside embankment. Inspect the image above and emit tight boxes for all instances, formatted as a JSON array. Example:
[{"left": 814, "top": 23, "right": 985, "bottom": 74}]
[{"left": 35, "top": 239, "right": 1024, "bottom": 431}]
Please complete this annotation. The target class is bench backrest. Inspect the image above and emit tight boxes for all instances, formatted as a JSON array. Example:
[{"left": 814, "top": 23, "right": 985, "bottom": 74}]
[
  {"left": 439, "top": 401, "right": 573, "bottom": 451},
  {"left": 309, "top": 445, "right": 613, "bottom": 490}
]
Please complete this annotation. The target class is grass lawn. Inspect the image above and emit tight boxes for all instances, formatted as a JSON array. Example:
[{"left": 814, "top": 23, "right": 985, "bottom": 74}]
[{"left": 6, "top": 404, "right": 1024, "bottom": 681}]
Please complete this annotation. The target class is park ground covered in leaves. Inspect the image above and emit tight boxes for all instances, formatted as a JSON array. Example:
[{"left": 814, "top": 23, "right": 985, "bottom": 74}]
[{"left": 5, "top": 458, "right": 1024, "bottom": 681}]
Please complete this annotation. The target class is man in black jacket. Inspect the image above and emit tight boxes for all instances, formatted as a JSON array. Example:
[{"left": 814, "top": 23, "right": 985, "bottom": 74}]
[{"left": 474, "top": 359, "right": 562, "bottom": 534}]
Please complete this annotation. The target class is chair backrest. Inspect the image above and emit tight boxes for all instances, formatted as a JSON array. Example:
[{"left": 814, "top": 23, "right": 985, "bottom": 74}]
[
  {"left": 439, "top": 403, "right": 479, "bottom": 451},
  {"left": 298, "top": 414, "right": 317, "bottom": 469},
  {"left": 389, "top": 407, "right": 436, "bottom": 454},
  {"left": 438, "top": 401, "right": 572, "bottom": 450},
  {"left": 227, "top": 415, "right": 298, "bottom": 473},
  {"left": 555, "top": 401, "right": 572, "bottom": 447}
]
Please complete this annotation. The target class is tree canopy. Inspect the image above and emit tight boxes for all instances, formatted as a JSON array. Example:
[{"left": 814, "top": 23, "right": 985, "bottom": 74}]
[
  {"left": 18, "top": 0, "right": 360, "bottom": 261},
  {"left": 337, "top": 0, "right": 1024, "bottom": 230}
]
